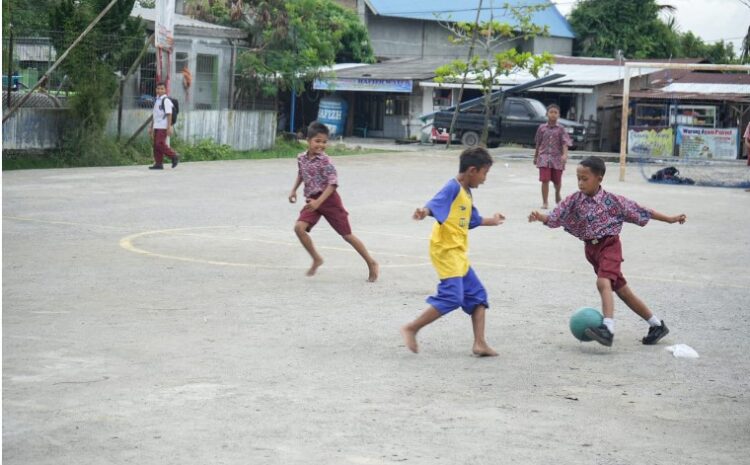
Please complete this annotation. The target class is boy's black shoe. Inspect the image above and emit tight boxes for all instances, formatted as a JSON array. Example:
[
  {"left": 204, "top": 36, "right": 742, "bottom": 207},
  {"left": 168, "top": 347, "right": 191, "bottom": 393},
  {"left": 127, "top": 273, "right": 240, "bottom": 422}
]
[
  {"left": 642, "top": 321, "right": 669, "bottom": 345},
  {"left": 584, "top": 325, "right": 614, "bottom": 347},
  {"left": 171, "top": 154, "right": 179, "bottom": 168},
  {"left": 148, "top": 164, "right": 164, "bottom": 170}
]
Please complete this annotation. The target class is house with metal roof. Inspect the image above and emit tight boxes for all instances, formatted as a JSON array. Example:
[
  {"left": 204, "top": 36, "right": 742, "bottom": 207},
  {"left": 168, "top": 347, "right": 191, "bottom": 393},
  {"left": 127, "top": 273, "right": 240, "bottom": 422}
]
[{"left": 361, "top": 0, "right": 575, "bottom": 59}]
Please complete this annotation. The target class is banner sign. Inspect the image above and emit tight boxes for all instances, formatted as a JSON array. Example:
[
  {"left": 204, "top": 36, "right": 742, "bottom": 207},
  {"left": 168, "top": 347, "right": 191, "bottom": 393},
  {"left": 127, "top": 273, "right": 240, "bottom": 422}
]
[
  {"left": 676, "top": 126, "right": 739, "bottom": 160},
  {"left": 627, "top": 127, "right": 673, "bottom": 158},
  {"left": 313, "top": 78, "right": 413, "bottom": 93},
  {"left": 156, "top": 0, "right": 176, "bottom": 50}
]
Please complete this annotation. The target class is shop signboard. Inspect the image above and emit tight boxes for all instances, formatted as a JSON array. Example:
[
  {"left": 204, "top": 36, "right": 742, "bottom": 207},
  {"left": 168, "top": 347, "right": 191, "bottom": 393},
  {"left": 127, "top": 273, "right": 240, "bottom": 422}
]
[
  {"left": 676, "top": 126, "right": 739, "bottom": 160},
  {"left": 627, "top": 127, "right": 674, "bottom": 158}
]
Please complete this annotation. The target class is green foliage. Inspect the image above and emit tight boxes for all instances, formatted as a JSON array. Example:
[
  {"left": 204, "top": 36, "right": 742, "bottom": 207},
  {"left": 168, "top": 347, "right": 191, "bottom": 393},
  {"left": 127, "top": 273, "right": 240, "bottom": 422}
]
[
  {"left": 3, "top": 137, "right": 383, "bottom": 170},
  {"left": 47, "top": 0, "right": 145, "bottom": 160},
  {"left": 232, "top": 0, "right": 375, "bottom": 97},
  {"left": 435, "top": 3, "right": 554, "bottom": 145},
  {"left": 3, "top": 0, "right": 57, "bottom": 36},
  {"left": 569, "top": 0, "right": 737, "bottom": 62}
]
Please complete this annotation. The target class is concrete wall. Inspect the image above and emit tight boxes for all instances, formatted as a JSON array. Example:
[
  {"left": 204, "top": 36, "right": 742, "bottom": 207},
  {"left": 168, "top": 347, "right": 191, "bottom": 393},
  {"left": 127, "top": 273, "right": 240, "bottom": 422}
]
[
  {"left": 367, "top": 14, "right": 524, "bottom": 59},
  {"left": 3, "top": 108, "right": 276, "bottom": 152},
  {"left": 366, "top": 12, "right": 571, "bottom": 59},
  {"left": 530, "top": 36, "right": 573, "bottom": 56},
  {"left": 122, "top": 37, "right": 236, "bottom": 111}
]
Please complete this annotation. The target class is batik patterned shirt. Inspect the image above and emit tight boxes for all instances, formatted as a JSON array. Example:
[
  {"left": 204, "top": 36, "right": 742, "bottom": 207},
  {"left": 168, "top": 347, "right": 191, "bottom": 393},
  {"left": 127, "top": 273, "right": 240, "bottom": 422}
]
[
  {"left": 297, "top": 151, "right": 338, "bottom": 198},
  {"left": 545, "top": 188, "right": 652, "bottom": 241},
  {"left": 535, "top": 123, "right": 572, "bottom": 170}
]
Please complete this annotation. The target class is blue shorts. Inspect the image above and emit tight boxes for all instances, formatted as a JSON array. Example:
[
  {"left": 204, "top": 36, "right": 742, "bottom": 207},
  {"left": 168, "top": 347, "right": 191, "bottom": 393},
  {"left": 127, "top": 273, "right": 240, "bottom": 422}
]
[{"left": 427, "top": 267, "right": 489, "bottom": 315}]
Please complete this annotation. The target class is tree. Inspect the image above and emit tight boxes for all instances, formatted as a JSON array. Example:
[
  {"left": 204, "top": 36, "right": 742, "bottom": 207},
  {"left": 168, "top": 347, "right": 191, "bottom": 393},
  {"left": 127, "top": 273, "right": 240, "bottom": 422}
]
[
  {"left": 48, "top": 0, "right": 145, "bottom": 159},
  {"left": 568, "top": 0, "right": 678, "bottom": 59},
  {"left": 434, "top": 2, "right": 554, "bottom": 146},
  {"left": 185, "top": 0, "right": 375, "bottom": 98},
  {"left": 568, "top": 0, "right": 737, "bottom": 63}
]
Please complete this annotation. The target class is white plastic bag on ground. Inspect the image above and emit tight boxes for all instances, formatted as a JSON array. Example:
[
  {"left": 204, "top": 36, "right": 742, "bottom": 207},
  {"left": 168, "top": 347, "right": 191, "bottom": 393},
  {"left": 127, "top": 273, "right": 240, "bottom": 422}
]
[{"left": 666, "top": 344, "right": 699, "bottom": 359}]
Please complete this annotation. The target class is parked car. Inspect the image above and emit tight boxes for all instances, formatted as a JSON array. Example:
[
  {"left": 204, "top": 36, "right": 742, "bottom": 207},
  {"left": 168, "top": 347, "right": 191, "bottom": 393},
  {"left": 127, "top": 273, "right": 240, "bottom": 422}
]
[{"left": 432, "top": 96, "right": 585, "bottom": 149}]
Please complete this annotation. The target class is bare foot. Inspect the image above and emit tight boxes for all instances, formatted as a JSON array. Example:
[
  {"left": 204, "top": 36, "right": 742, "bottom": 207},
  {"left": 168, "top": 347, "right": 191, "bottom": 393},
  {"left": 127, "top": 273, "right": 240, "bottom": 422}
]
[
  {"left": 306, "top": 257, "right": 323, "bottom": 276},
  {"left": 401, "top": 326, "right": 418, "bottom": 353},
  {"left": 541, "top": 204, "right": 548, "bottom": 210},
  {"left": 472, "top": 342, "right": 498, "bottom": 357},
  {"left": 367, "top": 261, "right": 379, "bottom": 282}
]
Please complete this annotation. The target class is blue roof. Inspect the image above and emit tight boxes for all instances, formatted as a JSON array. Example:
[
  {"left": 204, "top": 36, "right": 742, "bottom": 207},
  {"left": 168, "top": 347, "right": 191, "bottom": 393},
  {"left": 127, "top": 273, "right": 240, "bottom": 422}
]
[{"left": 366, "top": 0, "right": 575, "bottom": 39}]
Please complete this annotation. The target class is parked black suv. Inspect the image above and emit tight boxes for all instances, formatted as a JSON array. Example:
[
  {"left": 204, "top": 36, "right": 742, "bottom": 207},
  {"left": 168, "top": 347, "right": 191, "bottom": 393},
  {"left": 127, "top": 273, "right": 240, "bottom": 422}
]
[{"left": 433, "top": 96, "right": 585, "bottom": 149}]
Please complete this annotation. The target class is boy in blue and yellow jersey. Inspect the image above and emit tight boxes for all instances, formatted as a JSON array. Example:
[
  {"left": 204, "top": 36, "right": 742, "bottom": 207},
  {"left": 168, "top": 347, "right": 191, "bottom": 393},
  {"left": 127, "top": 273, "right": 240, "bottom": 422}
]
[{"left": 401, "top": 147, "right": 505, "bottom": 356}]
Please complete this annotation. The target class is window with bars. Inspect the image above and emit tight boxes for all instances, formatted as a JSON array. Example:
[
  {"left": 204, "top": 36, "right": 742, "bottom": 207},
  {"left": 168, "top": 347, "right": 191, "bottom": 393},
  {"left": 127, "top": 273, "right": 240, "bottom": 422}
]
[{"left": 195, "top": 54, "right": 218, "bottom": 109}]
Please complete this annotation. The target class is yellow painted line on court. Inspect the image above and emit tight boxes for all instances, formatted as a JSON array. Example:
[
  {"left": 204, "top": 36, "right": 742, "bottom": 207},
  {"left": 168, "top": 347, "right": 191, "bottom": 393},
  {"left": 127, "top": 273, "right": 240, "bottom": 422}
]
[
  {"left": 5, "top": 215, "right": 746, "bottom": 288},
  {"left": 119, "top": 227, "right": 431, "bottom": 269}
]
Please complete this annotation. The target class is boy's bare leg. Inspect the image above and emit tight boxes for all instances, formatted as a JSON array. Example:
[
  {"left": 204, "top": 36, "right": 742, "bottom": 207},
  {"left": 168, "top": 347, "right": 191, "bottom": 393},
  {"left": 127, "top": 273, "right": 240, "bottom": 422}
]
[
  {"left": 541, "top": 181, "right": 549, "bottom": 209},
  {"left": 471, "top": 305, "right": 498, "bottom": 357},
  {"left": 614, "top": 284, "right": 654, "bottom": 320},
  {"left": 554, "top": 182, "right": 562, "bottom": 204},
  {"left": 294, "top": 221, "right": 323, "bottom": 276},
  {"left": 343, "top": 234, "right": 379, "bottom": 282},
  {"left": 401, "top": 307, "right": 441, "bottom": 353},
  {"left": 596, "top": 277, "right": 615, "bottom": 318}
]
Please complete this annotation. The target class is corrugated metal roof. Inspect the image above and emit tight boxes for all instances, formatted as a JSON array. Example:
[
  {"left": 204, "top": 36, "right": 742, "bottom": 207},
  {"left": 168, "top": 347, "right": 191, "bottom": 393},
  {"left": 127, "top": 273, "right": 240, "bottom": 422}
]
[
  {"left": 626, "top": 91, "right": 750, "bottom": 103},
  {"left": 15, "top": 43, "right": 56, "bottom": 62},
  {"left": 365, "top": 0, "right": 575, "bottom": 38},
  {"left": 131, "top": 6, "right": 246, "bottom": 38},
  {"left": 661, "top": 83, "right": 750, "bottom": 94}
]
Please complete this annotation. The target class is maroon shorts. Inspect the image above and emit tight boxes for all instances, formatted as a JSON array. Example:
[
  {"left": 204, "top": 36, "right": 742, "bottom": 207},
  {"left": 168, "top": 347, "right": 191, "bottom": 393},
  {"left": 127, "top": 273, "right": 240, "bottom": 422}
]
[
  {"left": 297, "top": 191, "right": 352, "bottom": 236},
  {"left": 539, "top": 167, "right": 563, "bottom": 185},
  {"left": 584, "top": 235, "right": 627, "bottom": 291}
]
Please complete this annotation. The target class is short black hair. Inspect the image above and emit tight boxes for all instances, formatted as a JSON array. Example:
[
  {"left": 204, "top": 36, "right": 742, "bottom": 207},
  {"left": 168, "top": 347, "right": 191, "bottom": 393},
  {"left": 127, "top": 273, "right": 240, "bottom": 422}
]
[
  {"left": 546, "top": 103, "right": 560, "bottom": 112},
  {"left": 459, "top": 146, "right": 493, "bottom": 173},
  {"left": 306, "top": 121, "right": 329, "bottom": 139},
  {"left": 580, "top": 156, "right": 606, "bottom": 176},
  {"left": 155, "top": 81, "right": 166, "bottom": 88}
]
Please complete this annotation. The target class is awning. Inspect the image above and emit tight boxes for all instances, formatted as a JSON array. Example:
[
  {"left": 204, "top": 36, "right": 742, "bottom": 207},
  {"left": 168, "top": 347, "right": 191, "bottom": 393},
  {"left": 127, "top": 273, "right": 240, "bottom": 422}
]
[{"left": 419, "top": 81, "right": 592, "bottom": 94}]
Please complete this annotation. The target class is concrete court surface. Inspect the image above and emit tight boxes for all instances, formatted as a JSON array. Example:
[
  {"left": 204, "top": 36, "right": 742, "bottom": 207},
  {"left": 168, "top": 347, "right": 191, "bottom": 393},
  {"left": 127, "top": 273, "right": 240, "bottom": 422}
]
[{"left": 3, "top": 150, "right": 749, "bottom": 465}]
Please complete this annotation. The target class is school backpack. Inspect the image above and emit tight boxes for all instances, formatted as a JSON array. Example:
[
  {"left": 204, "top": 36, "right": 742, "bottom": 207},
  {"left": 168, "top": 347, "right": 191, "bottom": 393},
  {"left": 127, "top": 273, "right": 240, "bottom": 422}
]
[{"left": 160, "top": 96, "right": 179, "bottom": 125}]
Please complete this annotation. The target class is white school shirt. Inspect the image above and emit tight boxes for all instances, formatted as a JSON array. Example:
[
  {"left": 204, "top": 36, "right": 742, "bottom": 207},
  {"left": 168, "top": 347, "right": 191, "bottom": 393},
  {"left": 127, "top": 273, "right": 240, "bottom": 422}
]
[{"left": 152, "top": 95, "right": 174, "bottom": 130}]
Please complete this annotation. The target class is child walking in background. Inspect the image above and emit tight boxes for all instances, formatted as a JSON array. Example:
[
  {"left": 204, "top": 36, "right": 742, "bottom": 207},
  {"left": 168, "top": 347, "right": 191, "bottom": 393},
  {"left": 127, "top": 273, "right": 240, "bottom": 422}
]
[
  {"left": 533, "top": 103, "right": 570, "bottom": 209},
  {"left": 528, "top": 156, "right": 686, "bottom": 347},
  {"left": 288, "top": 121, "right": 379, "bottom": 282},
  {"left": 401, "top": 147, "right": 505, "bottom": 356}
]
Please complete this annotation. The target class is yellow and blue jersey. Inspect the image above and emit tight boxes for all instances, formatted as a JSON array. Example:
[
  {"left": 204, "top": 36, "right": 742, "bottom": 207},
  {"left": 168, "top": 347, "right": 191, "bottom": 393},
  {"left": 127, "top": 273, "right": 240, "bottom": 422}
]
[{"left": 425, "top": 178, "right": 483, "bottom": 279}]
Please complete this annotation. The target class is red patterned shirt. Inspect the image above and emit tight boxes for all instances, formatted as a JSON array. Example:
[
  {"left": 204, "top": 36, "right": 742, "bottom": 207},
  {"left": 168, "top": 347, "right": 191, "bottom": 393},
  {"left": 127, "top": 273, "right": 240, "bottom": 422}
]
[
  {"left": 297, "top": 151, "right": 338, "bottom": 198},
  {"left": 545, "top": 188, "right": 652, "bottom": 241},
  {"left": 535, "top": 123, "right": 572, "bottom": 170}
]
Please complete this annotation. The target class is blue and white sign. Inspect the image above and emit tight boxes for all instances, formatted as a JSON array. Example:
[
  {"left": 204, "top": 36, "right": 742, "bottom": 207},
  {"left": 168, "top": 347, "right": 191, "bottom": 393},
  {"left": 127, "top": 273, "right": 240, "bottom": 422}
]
[{"left": 314, "top": 78, "right": 413, "bottom": 93}]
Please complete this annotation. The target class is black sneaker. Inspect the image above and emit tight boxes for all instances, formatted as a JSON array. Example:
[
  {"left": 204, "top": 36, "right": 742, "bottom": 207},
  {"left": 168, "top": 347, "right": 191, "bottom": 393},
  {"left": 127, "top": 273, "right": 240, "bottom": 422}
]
[
  {"left": 642, "top": 321, "right": 669, "bottom": 345},
  {"left": 171, "top": 154, "right": 179, "bottom": 168},
  {"left": 148, "top": 164, "right": 164, "bottom": 170},
  {"left": 584, "top": 325, "right": 614, "bottom": 347}
]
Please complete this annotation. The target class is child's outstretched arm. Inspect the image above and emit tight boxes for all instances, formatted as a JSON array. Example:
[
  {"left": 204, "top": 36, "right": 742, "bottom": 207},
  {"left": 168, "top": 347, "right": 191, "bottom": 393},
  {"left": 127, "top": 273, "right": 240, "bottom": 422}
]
[
  {"left": 288, "top": 174, "right": 303, "bottom": 203},
  {"left": 413, "top": 207, "right": 431, "bottom": 220},
  {"left": 650, "top": 210, "right": 687, "bottom": 224},
  {"left": 528, "top": 210, "right": 549, "bottom": 224},
  {"left": 481, "top": 213, "right": 505, "bottom": 226}
]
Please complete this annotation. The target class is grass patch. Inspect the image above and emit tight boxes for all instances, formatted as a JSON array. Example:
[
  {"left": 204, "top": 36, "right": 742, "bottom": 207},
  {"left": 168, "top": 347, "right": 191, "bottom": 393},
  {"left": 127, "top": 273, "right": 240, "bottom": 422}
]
[{"left": 3, "top": 137, "right": 386, "bottom": 171}]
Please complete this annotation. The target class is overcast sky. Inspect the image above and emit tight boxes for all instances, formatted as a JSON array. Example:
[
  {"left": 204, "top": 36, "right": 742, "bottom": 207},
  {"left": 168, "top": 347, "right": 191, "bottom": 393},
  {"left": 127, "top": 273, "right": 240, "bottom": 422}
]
[{"left": 552, "top": 0, "right": 749, "bottom": 52}]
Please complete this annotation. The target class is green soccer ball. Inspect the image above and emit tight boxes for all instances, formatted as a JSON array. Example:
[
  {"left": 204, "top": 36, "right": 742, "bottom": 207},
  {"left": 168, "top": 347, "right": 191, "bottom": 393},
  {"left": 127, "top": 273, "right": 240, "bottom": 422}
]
[{"left": 569, "top": 307, "right": 604, "bottom": 342}]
